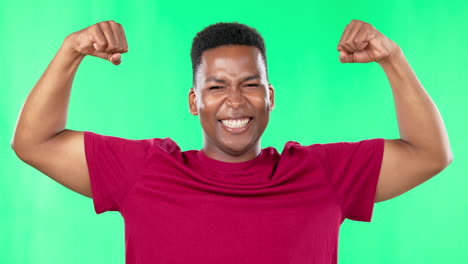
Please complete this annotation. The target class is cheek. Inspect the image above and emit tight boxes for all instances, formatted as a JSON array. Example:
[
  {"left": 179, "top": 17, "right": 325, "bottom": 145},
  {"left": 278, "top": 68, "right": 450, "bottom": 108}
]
[
  {"left": 196, "top": 92, "right": 212, "bottom": 113},
  {"left": 196, "top": 96, "right": 206, "bottom": 111},
  {"left": 264, "top": 97, "right": 272, "bottom": 110},
  {"left": 199, "top": 95, "right": 221, "bottom": 121},
  {"left": 248, "top": 95, "right": 269, "bottom": 112}
]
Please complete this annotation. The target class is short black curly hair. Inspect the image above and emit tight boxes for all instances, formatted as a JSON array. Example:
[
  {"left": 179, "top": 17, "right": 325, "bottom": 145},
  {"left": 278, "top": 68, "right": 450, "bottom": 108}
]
[{"left": 190, "top": 22, "right": 268, "bottom": 86}]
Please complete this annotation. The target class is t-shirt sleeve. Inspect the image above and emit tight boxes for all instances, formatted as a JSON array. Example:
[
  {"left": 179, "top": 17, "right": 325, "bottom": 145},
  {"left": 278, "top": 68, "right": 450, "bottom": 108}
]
[
  {"left": 83, "top": 131, "right": 154, "bottom": 214},
  {"left": 315, "top": 138, "right": 385, "bottom": 222}
]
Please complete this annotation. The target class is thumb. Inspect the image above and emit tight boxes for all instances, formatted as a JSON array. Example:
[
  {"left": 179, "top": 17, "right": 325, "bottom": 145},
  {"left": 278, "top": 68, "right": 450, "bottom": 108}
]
[
  {"left": 339, "top": 50, "right": 354, "bottom": 63},
  {"left": 109, "top": 53, "right": 121, "bottom": 64},
  {"left": 92, "top": 51, "right": 121, "bottom": 64}
]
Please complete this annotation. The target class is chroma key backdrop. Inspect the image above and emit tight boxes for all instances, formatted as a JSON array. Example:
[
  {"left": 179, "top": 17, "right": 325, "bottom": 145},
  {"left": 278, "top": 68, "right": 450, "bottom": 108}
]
[{"left": 2, "top": 0, "right": 467, "bottom": 263}]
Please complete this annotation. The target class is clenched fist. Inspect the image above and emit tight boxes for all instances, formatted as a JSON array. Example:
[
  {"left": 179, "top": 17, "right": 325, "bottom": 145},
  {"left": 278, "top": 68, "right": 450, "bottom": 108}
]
[
  {"left": 64, "top": 20, "right": 128, "bottom": 65},
  {"left": 337, "top": 20, "right": 400, "bottom": 64}
]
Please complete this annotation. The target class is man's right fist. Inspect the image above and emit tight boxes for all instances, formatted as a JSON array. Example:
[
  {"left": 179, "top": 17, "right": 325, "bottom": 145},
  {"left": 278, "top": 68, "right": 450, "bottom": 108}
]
[{"left": 64, "top": 20, "right": 128, "bottom": 65}]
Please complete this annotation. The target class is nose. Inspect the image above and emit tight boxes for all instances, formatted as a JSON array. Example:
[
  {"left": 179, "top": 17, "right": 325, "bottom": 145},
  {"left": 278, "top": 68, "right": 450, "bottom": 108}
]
[{"left": 226, "top": 87, "right": 245, "bottom": 109}]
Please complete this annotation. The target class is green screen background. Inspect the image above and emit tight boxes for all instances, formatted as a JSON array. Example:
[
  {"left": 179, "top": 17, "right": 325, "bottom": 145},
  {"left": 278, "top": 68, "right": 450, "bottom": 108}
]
[{"left": 2, "top": 0, "right": 467, "bottom": 263}]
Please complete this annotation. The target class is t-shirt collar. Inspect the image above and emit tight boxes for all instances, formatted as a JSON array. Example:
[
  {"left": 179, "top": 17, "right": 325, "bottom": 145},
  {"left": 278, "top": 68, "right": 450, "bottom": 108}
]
[{"left": 196, "top": 148, "right": 269, "bottom": 172}]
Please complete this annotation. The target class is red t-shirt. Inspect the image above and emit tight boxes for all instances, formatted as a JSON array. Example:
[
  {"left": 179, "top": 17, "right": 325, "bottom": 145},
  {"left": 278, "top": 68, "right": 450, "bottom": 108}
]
[{"left": 84, "top": 131, "right": 384, "bottom": 264}]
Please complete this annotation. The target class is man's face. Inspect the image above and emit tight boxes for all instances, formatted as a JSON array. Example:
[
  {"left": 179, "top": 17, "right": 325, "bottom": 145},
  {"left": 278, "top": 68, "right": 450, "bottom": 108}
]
[{"left": 189, "top": 45, "right": 274, "bottom": 158}]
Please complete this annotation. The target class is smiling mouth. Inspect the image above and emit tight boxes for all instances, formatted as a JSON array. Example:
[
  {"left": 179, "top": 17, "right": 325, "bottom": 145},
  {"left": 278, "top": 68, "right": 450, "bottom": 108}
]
[{"left": 218, "top": 117, "right": 253, "bottom": 129}]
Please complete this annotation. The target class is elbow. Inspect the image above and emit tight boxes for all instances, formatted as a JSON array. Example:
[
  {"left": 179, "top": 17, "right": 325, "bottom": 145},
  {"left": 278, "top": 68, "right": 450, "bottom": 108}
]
[
  {"left": 11, "top": 139, "right": 24, "bottom": 155},
  {"left": 11, "top": 141, "right": 33, "bottom": 164},
  {"left": 11, "top": 144, "right": 27, "bottom": 163},
  {"left": 441, "top": 148, "right": 454, "bottom": 167},
  {"left": 11, "top": 136, "right": 25, "bottom": 155},
  {"left": 11, "top": 141, "right": 22, "bottom": 157},
  {"left": 433, "top": 151, "right": 453, "bottom": 173},
  {"left": 443, "top": 155, "right": 453, "bottom": 169}
]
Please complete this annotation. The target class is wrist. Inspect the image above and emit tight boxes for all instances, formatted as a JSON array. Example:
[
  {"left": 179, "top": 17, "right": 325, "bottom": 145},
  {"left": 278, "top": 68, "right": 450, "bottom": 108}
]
[
  {"left": 60, "top": 35, "right": 86, "bottom": 60},
  {"left": 377, "top": 45, "right": 403, "bottom": 68}
]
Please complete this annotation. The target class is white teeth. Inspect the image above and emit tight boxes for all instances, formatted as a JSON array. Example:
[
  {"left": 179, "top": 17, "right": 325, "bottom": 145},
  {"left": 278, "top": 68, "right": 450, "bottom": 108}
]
[{"left": 221, "top": 118, "right": 250, "bottom": 128}]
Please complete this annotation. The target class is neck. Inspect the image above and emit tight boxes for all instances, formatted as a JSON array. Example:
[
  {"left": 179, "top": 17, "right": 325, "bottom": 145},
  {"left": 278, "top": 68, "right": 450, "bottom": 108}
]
[{"left": 201, "top": 142, "right": 262, "bottom": 163}]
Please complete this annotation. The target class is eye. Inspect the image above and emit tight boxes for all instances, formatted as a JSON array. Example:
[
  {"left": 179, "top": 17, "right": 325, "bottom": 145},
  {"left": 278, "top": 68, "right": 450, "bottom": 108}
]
[
  {"left": 209, "top": 86, "right": 223, "bottom": 90},
  {"left": 244, "top": 83, "right": 259, "bottom": 87}
]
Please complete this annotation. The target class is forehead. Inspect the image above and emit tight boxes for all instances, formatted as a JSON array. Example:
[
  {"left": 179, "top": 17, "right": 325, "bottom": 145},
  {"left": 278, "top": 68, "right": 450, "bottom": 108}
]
[{"left": 198, "top": 45, "right": 264, "bottom": 77}]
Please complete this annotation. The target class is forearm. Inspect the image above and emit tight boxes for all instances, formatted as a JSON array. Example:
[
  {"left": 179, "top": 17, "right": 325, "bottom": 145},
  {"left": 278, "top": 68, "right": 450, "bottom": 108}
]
[
  {"left": 378, "top": 47, "right": 453, "bottom": 165},
  {"left": 11, "top": 36, "right": 85, "bottom": 150}
]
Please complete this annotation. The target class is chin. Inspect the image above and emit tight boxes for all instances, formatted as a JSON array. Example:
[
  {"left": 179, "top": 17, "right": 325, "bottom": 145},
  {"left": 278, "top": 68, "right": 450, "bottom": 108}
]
[{"left": 218, "top": 137, "right": 257, "bottom": 156}]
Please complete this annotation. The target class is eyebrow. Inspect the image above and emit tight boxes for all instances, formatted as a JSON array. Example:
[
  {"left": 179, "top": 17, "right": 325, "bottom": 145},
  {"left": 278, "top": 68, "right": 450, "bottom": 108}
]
[{"left": 205, "top": 74, "right": 260, "bottom": 83}]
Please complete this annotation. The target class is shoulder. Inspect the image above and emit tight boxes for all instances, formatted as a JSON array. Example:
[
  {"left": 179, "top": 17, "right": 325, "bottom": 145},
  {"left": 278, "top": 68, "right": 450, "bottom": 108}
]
[
  {"left": 279, "top": 138, "right": 383, "bottom": 160},
  {"left": 281, "top": 140, "right": 322, "bottom": 156},
  {"left": 85, "top": 131, "right": 181, "bottom": 156}
]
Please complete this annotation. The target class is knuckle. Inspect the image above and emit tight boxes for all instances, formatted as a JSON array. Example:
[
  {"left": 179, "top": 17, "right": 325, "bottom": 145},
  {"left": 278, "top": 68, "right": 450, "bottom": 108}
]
[
  {"left": 92, "top": 23, "right": 101, "bottom": 33},
  {"left": 104, "top": 42, "right": 114, "bottom": 51},
  {"left": 77, "top": 43, "right": 88, "bottom": 52},
  {"left": 109, "top": 22, "right": 119, "bottom": 31},
  {"left": 92, "top": 25, "right": 100, "bottom": 35},
  {"left": 98, "top": 24, "right": 107, "bottom": 32}
]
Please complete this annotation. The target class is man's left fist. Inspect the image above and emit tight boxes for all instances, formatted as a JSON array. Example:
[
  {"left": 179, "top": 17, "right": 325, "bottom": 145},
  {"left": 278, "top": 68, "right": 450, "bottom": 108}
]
[{"left": 337, "top": 20, "right": 400, "bottom": 64}]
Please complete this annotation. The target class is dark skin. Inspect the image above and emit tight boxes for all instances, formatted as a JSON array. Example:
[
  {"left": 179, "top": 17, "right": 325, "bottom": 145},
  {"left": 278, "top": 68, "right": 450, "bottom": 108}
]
[
  {"left": 188, "top": 45, "right": 275, "bottom": 163},
  {"left": 11, "top": 19, "right": 451, "bottom": 204}
]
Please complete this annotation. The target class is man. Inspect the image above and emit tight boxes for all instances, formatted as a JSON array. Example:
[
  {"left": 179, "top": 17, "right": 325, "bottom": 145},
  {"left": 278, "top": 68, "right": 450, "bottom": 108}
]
[{"left": 11, "top": 20, "right": 452, "bottom": 263}]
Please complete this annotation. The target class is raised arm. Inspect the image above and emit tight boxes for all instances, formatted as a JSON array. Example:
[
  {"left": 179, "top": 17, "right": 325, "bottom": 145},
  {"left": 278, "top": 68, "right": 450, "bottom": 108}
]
[
  {"left": 11, "top": 20, "right": 128, "bottom": 198},
  {"left": 336, "top": 20, "right": 453, "bottom": 203}
]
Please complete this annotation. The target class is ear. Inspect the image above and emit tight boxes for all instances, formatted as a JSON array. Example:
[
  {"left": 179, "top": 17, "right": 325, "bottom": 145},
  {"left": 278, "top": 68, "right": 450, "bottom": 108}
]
[
  {"left": 188, "top": 87, "right": 199, "bottom": 115},
  {"left": 268, "top": 84, "right": 275, "bottom": 111}
]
